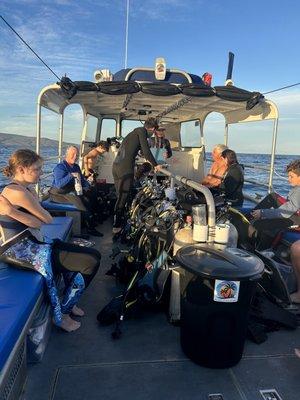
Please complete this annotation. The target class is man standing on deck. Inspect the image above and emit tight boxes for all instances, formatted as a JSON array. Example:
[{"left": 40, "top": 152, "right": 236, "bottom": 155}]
[{"left": 112, "top": 117, "right": 162, "bottom": 233}]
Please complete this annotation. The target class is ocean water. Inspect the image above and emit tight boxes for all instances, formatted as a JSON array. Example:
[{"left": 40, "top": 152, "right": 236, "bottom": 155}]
[{"left": 0, "top": 145, "right": 296, "bottom": 198}]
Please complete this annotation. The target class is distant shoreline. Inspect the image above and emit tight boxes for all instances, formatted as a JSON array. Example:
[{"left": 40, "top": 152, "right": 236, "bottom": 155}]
[
  {"left": 0, "top": 132, "right": 298, "bottom": 156},
  {"left": 0, "top": 132, "right": 75, "bottom": 149}
]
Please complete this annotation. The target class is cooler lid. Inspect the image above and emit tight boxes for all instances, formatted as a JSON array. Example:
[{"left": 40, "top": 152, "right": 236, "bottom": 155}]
[{"left": 176, "top": 244, "right": 264, "bottom": 280}]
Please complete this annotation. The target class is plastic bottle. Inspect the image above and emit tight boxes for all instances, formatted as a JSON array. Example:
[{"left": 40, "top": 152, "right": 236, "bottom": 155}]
[{"left": 74, "top": 175, "right": 83, "bottom": 196}]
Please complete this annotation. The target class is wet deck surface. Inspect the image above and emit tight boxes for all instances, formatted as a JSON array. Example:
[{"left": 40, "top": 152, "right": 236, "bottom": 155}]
[{"left": 24, "top": 220, "right": 300, "bottom": 400}]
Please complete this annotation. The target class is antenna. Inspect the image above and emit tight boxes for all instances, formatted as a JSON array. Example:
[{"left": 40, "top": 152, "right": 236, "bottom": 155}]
[
  {"left": 124, "top": 0, "right": 130, "bottom": 69},
  {"left": 225, "top": 52, "right": 234, "bottom": 86},
  {"left": 0, "top": 14, "right": 61, "bottom": 80}
]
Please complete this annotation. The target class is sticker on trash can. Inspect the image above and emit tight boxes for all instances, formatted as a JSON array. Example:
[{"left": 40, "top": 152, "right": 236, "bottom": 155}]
[{"left": 214, "top": 280, "right": 240, "bottom": 302}]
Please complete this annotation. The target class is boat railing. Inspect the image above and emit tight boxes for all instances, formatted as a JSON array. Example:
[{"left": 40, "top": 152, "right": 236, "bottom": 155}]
[
  {"left": 242, "top": 163, "right": 288, "bottom": 193},
  {"left": 36, "top": 155, "right": 63, "bottom": 194}
]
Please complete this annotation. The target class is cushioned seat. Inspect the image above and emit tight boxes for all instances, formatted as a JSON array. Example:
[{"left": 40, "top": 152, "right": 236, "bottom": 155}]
[
  {"left": 41, "top": 216, "right": 73, "bottom": 241},
  {"left": 0, "top": 216, "right": 73, "bottom": 371},
  {"left": 41, "top": 199, "right": 79, "bottom": 212},
  {"left": 0, "top": 266, "right": 43, "bottom": 370},
  {"left": 281, "top": 230, "right": 300, "bottom": 245}
]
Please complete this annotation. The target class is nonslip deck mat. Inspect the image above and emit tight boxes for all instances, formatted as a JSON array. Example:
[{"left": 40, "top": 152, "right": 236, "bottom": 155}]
[
  {"left": 231, "top": 356, "right": 300, "bottom": 400},
  {"left": 51, "top": 360, "right": 241, "bottom": 400}
]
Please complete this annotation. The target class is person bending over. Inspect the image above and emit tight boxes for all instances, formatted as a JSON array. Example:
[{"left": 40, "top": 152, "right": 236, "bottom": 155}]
[
  {"left": 49, "top": 146, "right": 102, "bottom": 236},
  {"left": 249, "top": 159, "right": 300, "bottom": 249},
  {"left": 0, "top": 149, "right": 101, "bottom": 332},
  {"left": 202, "top": 144, "right": 228, "bottom": 189},
  {"left": 219, "top": 149, "right": 244, "bottom": 206},
  {"left": 112, "top": 117, "right": 162, "bottom": 233}
]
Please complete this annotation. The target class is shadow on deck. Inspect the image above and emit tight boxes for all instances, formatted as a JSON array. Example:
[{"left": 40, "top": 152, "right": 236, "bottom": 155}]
[{"left": 24, "top": 220, "right": 300, "bottom": 400}]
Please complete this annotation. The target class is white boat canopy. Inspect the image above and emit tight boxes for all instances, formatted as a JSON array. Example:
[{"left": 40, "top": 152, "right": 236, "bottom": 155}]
[{"left": 37, "top": 80, "right": 278, "bottom": 126}]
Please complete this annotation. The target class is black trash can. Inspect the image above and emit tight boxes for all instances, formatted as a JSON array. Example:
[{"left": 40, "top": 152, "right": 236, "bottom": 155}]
[{"left": 176, "top": 244, "right": 264, "bottom": 368}]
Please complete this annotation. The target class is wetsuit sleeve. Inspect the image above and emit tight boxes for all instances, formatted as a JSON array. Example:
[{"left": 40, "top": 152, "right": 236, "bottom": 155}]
[
  {"left": 219, "top": 166, "right": 243, "bottom": 198},
  {"left": 138, "top": 130, "right": 158, "bottom": 166},
  {"left": 261, "top": 186, "right": 300, "bottom": 219},
  {"left": 53, "top": 164, "right": 74, "bottom": 188},
  {"left": 164, "top": 139, "right": 172, "bottom": 158}
]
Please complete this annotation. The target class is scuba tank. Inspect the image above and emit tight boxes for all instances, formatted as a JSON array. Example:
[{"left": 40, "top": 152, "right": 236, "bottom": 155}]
[{"left": 173, "top": 216, "right": 195, "bottom": 256}]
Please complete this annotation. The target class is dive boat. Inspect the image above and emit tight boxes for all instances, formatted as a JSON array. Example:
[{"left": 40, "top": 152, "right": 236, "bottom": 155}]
[{"left": 0, "top": 57, "right": 299, "bottom": 400}]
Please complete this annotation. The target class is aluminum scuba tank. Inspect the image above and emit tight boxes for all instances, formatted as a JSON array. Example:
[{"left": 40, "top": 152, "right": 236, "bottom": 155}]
[{"left": 173, "top": 216, "right": 195, "bottom": 256}]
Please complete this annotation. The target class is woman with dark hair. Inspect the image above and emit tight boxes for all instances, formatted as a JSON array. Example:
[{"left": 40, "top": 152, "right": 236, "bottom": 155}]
[
  {"left": 0, "top": 149, "right": 101, "bottom": 332},
  {"left": 219, "top": 149, "right": 244, "bottom": 206}
]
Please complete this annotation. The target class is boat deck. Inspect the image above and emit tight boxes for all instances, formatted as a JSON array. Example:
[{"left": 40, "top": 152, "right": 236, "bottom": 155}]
[{"left": 24, "top": 219, "right": 300, "bottom": 400}]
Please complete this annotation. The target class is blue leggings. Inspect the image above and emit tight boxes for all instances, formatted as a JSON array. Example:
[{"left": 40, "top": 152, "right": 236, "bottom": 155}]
[{"left": 4, "top": 237, "right": 100, "bottom": 326}]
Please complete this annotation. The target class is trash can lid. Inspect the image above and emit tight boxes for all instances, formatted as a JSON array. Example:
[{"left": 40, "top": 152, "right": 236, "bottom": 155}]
[{"left": 176, "top": 244, "right": 264, "bottom": 280}]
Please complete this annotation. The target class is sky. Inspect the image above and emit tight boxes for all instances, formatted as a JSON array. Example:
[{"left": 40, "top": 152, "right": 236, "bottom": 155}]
[{"left": 0, "top": 0, "right": 300, "bottom": 154}]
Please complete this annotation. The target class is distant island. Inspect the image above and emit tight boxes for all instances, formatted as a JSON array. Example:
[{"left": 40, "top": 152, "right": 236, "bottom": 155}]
[{"left": 0, "top": 132, "right": 75, "bottom": 149}]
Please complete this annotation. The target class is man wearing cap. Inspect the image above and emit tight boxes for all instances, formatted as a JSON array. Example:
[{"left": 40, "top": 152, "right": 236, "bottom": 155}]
[
  {"left": 148, "top": 126, "right": 172, "bottom": 159},
  {"left": 112, "top": 117, "right": 162, "bottom": 233}
]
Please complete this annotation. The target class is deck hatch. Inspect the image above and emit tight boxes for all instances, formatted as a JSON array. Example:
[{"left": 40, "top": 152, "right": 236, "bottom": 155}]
[
  {"left": 260, "top": 389, "right": 283, "bottom": 400},
  {"left": 208, "top": 394, "right": 224, "bottom": 400}
]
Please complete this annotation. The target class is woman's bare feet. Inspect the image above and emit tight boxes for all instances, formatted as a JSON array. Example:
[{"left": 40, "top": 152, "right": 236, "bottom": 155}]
[
  {"left": 290, "top": 292, "right": 300, "bottom": 304},
  {"left": 59, "top": 314, "right": 81, "bottom": 332},
  {"left": 294, "top": 348, "right": 300, "bottom": 358},
  {"left": 71, "top": 305, "right": 85, "bottom": 317}
]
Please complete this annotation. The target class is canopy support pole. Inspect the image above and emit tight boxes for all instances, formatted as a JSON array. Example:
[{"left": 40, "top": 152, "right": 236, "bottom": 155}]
[
  {"left": 58, "top": 112, "right": 64, "bottom": 162},
  {"left": 224, "top": 123, "right": 229, "bottom": 146},
  {"left": 268, "top": 118, "right": 279, "bottom": 193},
  {"left": 35, "top": 101, "right": 42, "bottom": 194},
  {"left": 116, "top": 115, "right": 121, "bottom": 137}
]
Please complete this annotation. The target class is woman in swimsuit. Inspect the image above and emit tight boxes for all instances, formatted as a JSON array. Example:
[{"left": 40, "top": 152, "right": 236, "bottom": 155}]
[{"left": 0, "top": 149, "right": 101, "bottom": 332}]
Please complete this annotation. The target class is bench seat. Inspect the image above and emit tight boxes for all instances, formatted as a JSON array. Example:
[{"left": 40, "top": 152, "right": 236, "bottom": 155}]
[
  {"left": 41, "top": 199, "right": 79, "bottom": 212},
  {"left": 0, "top": 267, "right": 43, "bottom": 371},
  {"left": 41, "top": 200, "right": 81, "bottom": 235},
  {"left": 0, "top": 216, "right": 73, "bottom": 372},
  {"left": 41, "top": 216, "right": 73, "bottom": 241}
]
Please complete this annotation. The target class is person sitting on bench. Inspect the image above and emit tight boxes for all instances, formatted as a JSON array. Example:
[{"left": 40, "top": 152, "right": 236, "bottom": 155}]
[
  {"left": 202, "top": 144, "right": 228, "bottom": 190},
  {"left": 49, "top": 146, "right": 102, "bottom": 236},
  {"left": 249, "top": 159, "right": 300, "bottom": 249},
  {"left": 219, "top": 149, "right": 244, "bottom": 206},
  {"left": 0, "top": 149, "right": 101, "bottom": 332}
]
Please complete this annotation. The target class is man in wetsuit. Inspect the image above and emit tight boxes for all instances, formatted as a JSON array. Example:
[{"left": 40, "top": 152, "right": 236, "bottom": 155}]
[{"left": 112, "top": 117, "right": 162, "bottom": 233}]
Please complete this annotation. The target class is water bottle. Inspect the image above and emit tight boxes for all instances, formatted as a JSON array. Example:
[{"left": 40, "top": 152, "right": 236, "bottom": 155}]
[{"left": 74, "top": 175, "right": 83, "bottom": 196}]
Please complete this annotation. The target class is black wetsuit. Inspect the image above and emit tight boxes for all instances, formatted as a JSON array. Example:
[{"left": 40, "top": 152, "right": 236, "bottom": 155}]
[
  {"left": 219, "top": 163, "right": 244, "bottom": 206},
  {"left": 112, "top": 127, "right": 157, "bottom": 223}
]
